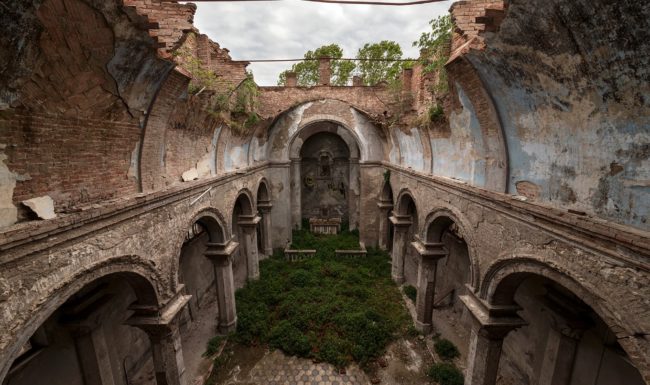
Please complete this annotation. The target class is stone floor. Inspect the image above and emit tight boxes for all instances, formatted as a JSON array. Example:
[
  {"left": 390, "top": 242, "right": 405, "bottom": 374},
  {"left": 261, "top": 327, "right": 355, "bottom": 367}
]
[{"left": 222, "top": 350, "right": 369, "bottom": 385}]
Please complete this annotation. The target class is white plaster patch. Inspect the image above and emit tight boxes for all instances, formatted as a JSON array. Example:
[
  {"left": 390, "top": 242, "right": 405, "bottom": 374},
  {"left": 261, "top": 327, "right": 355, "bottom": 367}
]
[
  {"left": 396, "top": 128, "right": 425, "bottom": 171},
  {"left": 22, "top": 195, "right": 56, "bottom": 220},
  {"left": 127, "top": 141, "right": 140, "bottom": 182},
  {"left": 182, "top": 168, "right": 199, "bottom": 182},
  {"left": 0, "top": 144, "right": 17, "bottom": 227},
  {"left": 288, "top": 102, "right": 312, "bottom": 138}
]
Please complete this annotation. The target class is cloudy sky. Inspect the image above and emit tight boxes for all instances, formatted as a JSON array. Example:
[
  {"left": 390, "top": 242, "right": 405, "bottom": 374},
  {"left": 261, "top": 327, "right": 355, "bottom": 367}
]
[{"left": 187, "top": 1, "right": 454, "bottom": 85}]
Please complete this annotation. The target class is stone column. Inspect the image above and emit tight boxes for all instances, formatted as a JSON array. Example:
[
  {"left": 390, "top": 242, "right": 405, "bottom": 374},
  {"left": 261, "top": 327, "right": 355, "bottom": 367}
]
[
  {"left": 128, "top": 294, "right": 191, "bottom": 385},
  {"left": 377, "top": 200, "right": 393, "bottom": 250},
  {"left": 205, "top": 240, "right": 239, "bottom": 334},
  {"left": 460, "top": 291, "right": 526, "bottom": 385},
  {"left": 257, "top": 200, "right": 274, "bottom": 257},
  {"left": 285, "top": 71, "right": 298, "bottom": 87},
  {"left": 348, "top": 158, "right": 360, "bottom": 230},
  {"left": 412, "top": 240, "right": 448, "bottom": 334},
  {"left": 238, "top": 214, "right": 262, "bottom": 281},
  {"left": 290, "top": 158, "right": 302, "bottom": 230},
  {"left": 318, "top": 57, "right": 331, "bottom": 86},
  {"left": 66, "top": 319, "right": 118, "bottom": 385},
  {"left": 390, "top": 214, "right": 412, "bottom": 284}
]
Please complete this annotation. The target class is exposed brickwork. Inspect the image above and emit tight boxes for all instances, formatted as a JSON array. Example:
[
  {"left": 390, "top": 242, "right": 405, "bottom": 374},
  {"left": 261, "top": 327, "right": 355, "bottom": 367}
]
[
  {"left": 258, "top": 86, "right": 392, "bottom": 121},
  {"left": 123, "top": 0, "right": 196, "bottom": 56},
  {"left": 0, "top": 113, "right": 139, "bottom": 215},
  {"left": 140, "top": 68, "right": 191, "bottom": 192},
  {"left": 449, "top": 0, "right": 506, "bottom": 59}
]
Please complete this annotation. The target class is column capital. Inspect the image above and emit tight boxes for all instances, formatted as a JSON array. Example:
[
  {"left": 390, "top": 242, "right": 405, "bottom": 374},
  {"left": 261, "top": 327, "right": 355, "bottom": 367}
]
[
  {"left": 205, "top": 239, "right": 239, "bottom": 264},
  {"left": 411, "top": 239, "right": 448, "bottom": 261},
  {"left": 460, "top": 290, "right": 526, "bottom": 340},
  {"left": 238, "top": 214, "right": 262, "bottom": 229},
  {"left": 258, "top": 200, "right": 273, "bottom": 214},
  {"left": 389, "top": 214, "right": 412, "bottom": 228},
  {"left": 127, "top": 292, "right": 191, "bottom": 338},
  {"left": 377, "top": 200, "right": 393, "bottom": 210}
]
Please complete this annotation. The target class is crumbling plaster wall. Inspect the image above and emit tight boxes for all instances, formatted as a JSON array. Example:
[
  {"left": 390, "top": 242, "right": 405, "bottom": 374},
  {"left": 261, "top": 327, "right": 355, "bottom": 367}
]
[
  {"left": 0, "top": 0, "right": 175, "bottom": 226},
  {"left": 386, "top": 165, "right": 650, "bottom": 382},
  {"left": 458, "top": 0, "right": 650, "bottom": 229},
  {"left": 0, "top": 168, "right": 269, "bottom": 382}
]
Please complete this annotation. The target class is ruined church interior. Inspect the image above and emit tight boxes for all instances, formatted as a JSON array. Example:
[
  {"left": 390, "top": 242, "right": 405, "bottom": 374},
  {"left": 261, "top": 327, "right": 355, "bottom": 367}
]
[{"left": 0, "top": 1, "right": 648, "bottom": 385}]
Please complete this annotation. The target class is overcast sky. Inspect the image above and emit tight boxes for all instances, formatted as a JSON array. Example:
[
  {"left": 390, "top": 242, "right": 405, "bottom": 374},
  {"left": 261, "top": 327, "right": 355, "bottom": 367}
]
[{"left": 187, "top": 1, "right": 454, "bottom": 85}]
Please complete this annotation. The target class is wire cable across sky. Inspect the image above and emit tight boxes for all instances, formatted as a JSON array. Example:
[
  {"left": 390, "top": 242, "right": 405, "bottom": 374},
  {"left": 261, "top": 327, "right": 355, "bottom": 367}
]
[{"left": 182, "top": 0, "right": 446, "bottom": 5}]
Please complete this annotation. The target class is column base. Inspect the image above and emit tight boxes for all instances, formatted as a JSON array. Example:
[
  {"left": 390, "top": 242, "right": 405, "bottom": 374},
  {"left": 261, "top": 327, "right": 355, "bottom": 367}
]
[
  {"left": 248, "top": 272, "right": 260, "bottom": 281},
  {"left": 392, "top": 275, "right": 405, "bottom": 285},
  {"left": 264, "top": 248, "right": 274, "bottom": 258},
  {"left": 415, "top": 320, "right": 432, "bottom": 335},
  {"left": 218, "top": 318, "right": 237, "bottom": 334}
]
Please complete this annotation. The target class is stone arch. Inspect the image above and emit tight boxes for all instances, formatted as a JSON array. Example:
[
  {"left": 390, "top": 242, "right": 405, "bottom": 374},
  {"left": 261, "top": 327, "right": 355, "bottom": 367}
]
[
  {"left": 231, "top": 189, "right": 260, "bottom": 286},
  {"left": 256, "top": 178, "right": 273, "bottom": 257},
  {"left": 261, "top": 99, "right": 386, "bottom": 164},
  {"left": 480, "top": 257, "right": 649, "bottom": 383},
  {"left": 288, "top": 118, "right": 362, "bottom": 160},
  {"left": 377, "top": 177, "right": 395, "bottom": 250},
  {"left": 390, "top": 189, "right": 419, "bottom": 284},
  {"left": 422, "top": 207, "right": 480, "bottom": 290},
  {"left": 0, "top": 258, "right": 162, "bottom": 383},
  {"left": 394, "top": 189, "right": 418, "bottom": 218}
]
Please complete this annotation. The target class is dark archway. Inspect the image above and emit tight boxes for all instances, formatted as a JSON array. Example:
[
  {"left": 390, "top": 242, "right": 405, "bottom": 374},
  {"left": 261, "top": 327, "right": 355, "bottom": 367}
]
[
  {"left": 390, "top": 190, "right": 418, "bottom": 284},
  {"left": 256, "top": 179, "right": 273, "bottom": 257},
  {"left": 231, "top": 191, "right": 259, "bottom": 288},
  {"left": 4, "top": 272, "right": 160, "bottom": 385},
  {"left": 378, "top": 178, "right": 394, "bottom": 251},
  {"left": 488, "top": 273, "right": 646, "bottom": 385}
]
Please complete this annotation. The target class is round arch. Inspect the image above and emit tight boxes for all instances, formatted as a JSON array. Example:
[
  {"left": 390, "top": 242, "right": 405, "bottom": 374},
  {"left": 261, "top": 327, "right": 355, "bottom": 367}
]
[
  {"left": 288, "top": 119, "right": 361, "bottom": 161},
  {"left": 256, "top": 178, "right": 271, "bottom": 203},
  {"left": 480, "top": 257, "right": 649, "bottom": 380},
  {"left": 422, "top": 207, "right": 480, "bottom": 290},
  {"left": 232, "top": 189, "right": 256, "bottom": 222},
  {"left": 394, "top": 189, "right": 418, "bottom": 218},
  {"left": 0, "top": 259, "right": 162, "bottom": 383}
]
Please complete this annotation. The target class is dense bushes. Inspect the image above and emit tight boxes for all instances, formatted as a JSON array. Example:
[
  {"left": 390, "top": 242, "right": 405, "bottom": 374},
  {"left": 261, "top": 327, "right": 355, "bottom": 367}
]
[
  {"left": 228, "top": 230, "right": 410, "bottom": 368},
  {"left": 404, "top": 285, "right": 417, "bottom": 303},
  {"left": 434, "top": 338, "right": 460, "bottom": 361},
  {"left": 427, "top": 362, "right": 464, "bottom": 385}
]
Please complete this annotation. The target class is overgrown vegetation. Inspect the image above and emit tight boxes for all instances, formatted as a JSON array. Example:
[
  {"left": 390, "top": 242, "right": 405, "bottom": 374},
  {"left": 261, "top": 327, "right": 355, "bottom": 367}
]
[
  {"left": 224, "top": 231, "right": 410, "bottom": 369},
  {"left": 413, "top": 15, "right": 452, "bottom": 94},
  {"left": 404, "top": 285, "right": 417, "bottom": 303},
  {"left": 289, "top": 226, "right": 361, "bottom": 254},
  {"left": 173, "top": 37, "right": 261, "bottom": 136},
  {"left": 427, "top": 362, "right": 464, "bottom": 385},
  {"left": 434, "top": 338, "right": 460, "bottom": 361}
]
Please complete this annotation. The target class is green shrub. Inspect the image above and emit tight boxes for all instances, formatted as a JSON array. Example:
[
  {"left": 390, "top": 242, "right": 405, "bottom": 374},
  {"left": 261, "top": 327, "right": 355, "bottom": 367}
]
[
  {"left": 203, "top": 335, "right": 226, "bottom": 357},
  {"left": 404, "top": 285, "right": 417, "bottom": 303},
  {"left": 428, "top": 362, "right": 464, "bottom": 385},
  {"left": 268, "top": 320, "right": 312, "bottom": 357},
  {"left": 434, "top": 338, "right": 460, "bottom": 361},
  {"left": 215, "top": 235, "right": 410, "bottom": 369}
]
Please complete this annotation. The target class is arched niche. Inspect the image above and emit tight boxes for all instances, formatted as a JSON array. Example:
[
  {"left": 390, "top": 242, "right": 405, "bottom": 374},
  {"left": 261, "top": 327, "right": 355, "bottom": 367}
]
[{"left": 288, "top": 121, "right": 362, "bottom": 231}]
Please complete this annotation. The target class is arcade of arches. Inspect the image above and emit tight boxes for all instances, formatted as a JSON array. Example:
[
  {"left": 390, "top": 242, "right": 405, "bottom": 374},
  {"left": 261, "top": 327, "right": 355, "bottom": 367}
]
[{"left": 0, "top": 1, "right": 648, "bottom": 385}]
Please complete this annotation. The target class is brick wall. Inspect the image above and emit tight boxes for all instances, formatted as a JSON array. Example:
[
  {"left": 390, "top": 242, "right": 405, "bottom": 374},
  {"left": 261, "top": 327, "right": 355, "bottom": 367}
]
[
  {"left": 0, "top": 113, "right": 139, "bottom": 215},
  {"left": 123, "top": 0, "right": 196, "bottom": 55}
]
